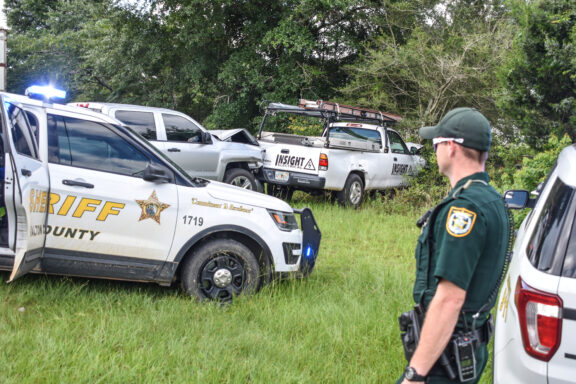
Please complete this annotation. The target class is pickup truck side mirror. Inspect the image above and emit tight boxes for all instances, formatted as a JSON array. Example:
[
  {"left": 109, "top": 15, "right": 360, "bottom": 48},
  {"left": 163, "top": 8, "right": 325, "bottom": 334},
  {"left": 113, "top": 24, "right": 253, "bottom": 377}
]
[
  {"left": 143, "top": 163, "right": 172, "bottom": 183},
  {"left": 201, "top": 131, "right": 213, "bottom": 144}
]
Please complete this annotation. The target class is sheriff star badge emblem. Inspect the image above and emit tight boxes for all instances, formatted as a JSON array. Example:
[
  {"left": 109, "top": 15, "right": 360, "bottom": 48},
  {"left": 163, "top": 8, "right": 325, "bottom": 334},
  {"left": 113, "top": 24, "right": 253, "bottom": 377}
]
[{"left": 136, "top": 191, "right": 170, "bottom": 224}]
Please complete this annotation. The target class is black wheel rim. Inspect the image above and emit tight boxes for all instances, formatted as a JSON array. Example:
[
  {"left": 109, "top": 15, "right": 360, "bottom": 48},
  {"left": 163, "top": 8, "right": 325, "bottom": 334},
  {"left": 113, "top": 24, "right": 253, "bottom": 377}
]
[{"left": 199, "top": 254, "right": 245, "bottom": 301}]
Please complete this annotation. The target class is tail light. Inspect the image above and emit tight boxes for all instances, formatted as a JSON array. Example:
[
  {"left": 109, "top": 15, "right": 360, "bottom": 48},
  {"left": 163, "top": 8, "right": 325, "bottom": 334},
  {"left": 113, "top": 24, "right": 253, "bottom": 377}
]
[
  {"left": 514, "top": 277, "right": 562, "bottom": 361},
  {"left": 319, "top": 153, "right": 328, "bottom": 170}
]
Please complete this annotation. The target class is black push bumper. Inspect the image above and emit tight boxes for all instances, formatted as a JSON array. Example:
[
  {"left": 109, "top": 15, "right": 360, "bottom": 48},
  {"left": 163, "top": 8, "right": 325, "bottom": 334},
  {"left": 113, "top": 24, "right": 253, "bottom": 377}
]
[{"left": 294, "top": 207, "right": 321, "bottom": 275}]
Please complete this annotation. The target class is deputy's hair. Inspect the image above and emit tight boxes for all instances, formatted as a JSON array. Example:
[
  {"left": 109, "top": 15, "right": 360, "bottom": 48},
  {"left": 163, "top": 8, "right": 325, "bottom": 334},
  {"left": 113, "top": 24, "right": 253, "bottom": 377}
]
[{"left": 460, "top": 145, "right": 488, "bottom": 163}]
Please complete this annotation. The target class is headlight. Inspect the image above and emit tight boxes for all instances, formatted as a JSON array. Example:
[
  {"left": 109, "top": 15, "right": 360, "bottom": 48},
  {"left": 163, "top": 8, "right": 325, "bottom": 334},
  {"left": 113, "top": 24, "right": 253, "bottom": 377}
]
[{"left": 268, "top": 209, "right": 299, "bottom": 231}]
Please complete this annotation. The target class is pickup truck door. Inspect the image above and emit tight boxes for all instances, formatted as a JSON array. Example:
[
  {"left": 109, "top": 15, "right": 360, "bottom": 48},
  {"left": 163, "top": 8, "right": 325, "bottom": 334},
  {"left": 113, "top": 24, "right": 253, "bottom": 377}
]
[
  {"left": 1, "top": 97, "right": 50, "bottom": 281},
  {"left": 386, "top": 130, "right": 416, "bottom": 187},
  {"left": 156, "top": 113, "right": 220, "bottom": 179}
]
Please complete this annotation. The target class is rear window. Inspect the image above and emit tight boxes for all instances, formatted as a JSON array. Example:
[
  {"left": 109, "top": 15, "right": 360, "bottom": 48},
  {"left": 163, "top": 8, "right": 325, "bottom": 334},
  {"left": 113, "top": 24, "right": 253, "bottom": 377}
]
[
  {"left": 527, "top": 177, "right": 576, "bottom": 276},
  {"left": 328, "top": 126, "right": 382, "bottom": 145}
]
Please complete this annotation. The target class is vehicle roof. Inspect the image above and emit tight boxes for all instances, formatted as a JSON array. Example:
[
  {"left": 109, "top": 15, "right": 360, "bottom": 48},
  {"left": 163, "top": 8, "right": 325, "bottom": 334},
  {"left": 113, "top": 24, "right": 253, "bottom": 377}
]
[
  {"left": 557, "top": 144, "right": 576, "bottom": 188},
  {"left": 3, "top": 93, "right": 120, "bottom": 124},
  {"left": 71, "top": 102, "right": 190, "bottom": 115}
]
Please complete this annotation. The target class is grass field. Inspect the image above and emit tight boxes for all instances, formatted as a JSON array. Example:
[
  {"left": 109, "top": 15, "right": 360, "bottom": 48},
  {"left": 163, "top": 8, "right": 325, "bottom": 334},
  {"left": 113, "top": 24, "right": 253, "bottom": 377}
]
[{"left": 0, "top": 197, "right": 494, "bottom": 383}]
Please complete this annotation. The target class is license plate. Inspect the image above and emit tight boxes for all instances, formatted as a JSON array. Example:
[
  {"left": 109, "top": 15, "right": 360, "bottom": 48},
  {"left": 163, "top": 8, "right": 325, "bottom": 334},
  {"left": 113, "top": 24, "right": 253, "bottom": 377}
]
[{"left": 275, "top": 171, "right": 289, "bottom": 181}]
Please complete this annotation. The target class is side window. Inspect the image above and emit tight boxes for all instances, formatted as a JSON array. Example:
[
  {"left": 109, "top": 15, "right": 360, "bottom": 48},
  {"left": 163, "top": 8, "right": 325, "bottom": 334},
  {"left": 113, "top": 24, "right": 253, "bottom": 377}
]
[
  {"left": 387, "top": 131, "right": 409, "bottom": 154},
  {"left": 162, "top": 114, "right": 202, "bottom": 142},
  {"left": 527, "top": 178, "right": 575, "bottom": 273},
  {"left": 25, "top": 111, "right": 40, "bottom": 145},
  {"left": 114, "top": 110, "right": 157, "bottom": 140},
  {"left": 48, "top": 114, "right": 151, "bottom": 178},
  {"left": 7, "top": 103, "right": 38, "bottom": 159}
]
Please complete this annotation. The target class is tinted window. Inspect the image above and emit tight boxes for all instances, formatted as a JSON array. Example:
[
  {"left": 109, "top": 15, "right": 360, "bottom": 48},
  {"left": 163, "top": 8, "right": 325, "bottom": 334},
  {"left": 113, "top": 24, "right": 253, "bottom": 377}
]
[
  {"left": 387, "top": 131, "right": 409, "bottom": 154},
  {"left": 115, "top": 110, "right": 157, "bottom": 140},
  {"left": 328, "top": 126, "right": 382, "bottom": 145},
  {"left": 48, "top": 115, "right": 150, "bottom": 177},
  {"left": 163, "top": 114, "right": 202, "bottom": 142},
  {"left": 527, "top": 178, "right": 576, "bottom": 274},
  {"left": 7, "top": 103, "right": 38, "bottom": 159}
]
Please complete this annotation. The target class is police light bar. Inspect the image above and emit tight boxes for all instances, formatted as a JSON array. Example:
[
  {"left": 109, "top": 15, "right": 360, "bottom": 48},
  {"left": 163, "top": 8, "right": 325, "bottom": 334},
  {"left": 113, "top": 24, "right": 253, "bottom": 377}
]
[{"left": 25, "top": 85, "right": 67, "bottom": 103}]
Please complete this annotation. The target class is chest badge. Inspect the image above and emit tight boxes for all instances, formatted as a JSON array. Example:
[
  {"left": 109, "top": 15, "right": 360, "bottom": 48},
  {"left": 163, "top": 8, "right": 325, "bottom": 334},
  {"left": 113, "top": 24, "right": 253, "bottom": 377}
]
[
  {"left": 136, "top": 191, "right": 170, "bottom": 224},
  {"left": 446, "top": 206, "right": 477, "bottom": 237}
]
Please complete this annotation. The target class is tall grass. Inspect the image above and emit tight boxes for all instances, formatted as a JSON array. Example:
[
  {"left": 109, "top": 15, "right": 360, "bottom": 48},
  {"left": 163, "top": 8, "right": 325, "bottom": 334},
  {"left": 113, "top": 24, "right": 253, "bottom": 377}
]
[{"left": 0, "top": 198, "right": 492, "bottom": 383}]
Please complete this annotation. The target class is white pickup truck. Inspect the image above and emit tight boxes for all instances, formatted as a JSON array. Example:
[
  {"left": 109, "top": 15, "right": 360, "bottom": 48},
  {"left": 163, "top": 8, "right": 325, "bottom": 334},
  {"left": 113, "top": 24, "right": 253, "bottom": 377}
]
[{"left": 256, "top": 100, "right": 425, "bottom": 208}]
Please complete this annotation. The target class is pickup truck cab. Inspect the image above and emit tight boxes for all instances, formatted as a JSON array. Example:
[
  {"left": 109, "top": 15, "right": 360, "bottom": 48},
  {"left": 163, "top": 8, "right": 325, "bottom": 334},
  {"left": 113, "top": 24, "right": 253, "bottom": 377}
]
[
  {"left": 257, "top": 100, "right": 425, "bottom": 208},
  {"left": 71, "top": 102, "right": 263, "bottom": 191},
  {"left": 0, "top": 87, "right": 320, "bottom": 301}
]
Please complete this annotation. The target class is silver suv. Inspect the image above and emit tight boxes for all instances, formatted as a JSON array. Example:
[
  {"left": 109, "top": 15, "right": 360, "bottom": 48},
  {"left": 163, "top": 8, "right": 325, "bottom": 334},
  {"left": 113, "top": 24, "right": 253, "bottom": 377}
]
[
  {"left": 494, "top": 144, "right": 576, "bottom": 383},
  {"left": 71, "top": 103, "right": 264, "bottom": 190}
]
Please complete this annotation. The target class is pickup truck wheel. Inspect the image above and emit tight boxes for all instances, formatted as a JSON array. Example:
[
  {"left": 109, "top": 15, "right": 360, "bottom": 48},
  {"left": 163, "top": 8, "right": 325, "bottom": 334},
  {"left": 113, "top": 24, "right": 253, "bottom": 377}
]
[
  {"left": 337, "top": 174, "right": 364, "bottom": 208},
  {"left": 267, "top": 184, "right": 294, "bottom": 201},
  {"left": 181, "top": 239, "right": 261, "bottom": 301},
  {"left": 224, "top": 168, "right": 258, "bottom": 190}
]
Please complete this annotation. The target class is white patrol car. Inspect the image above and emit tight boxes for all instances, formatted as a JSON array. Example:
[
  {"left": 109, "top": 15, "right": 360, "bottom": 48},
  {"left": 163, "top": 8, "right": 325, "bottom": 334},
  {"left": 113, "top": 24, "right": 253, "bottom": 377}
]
[
  {"left": 494, "top": 144, "right": 576, "bottom": 382},
  {"left": 0, "top": 86, "right": 320, "bottom": 301},
  {"left": 257, "top": 100, "right": 425, "bottom": 208}
]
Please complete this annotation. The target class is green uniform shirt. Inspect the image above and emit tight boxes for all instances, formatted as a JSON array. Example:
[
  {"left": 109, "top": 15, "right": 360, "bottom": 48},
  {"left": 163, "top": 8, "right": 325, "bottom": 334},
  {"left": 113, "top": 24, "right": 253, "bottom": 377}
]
[{"left": 413, "top": 172, "right": 510, "bottom": 329}]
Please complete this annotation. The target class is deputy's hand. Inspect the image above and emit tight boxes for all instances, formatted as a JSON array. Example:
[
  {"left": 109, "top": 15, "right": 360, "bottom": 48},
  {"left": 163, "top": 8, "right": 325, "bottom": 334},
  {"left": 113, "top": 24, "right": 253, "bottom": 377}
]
[{"left": 401, "top": 380, "right": 425, "bottom": 384}]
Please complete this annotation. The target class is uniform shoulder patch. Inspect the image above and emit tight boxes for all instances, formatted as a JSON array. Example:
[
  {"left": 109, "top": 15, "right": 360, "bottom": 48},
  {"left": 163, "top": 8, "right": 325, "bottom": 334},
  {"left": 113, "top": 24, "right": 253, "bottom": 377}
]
[{"left": 446, "top": 206, "right": 477, "bottom": 237}]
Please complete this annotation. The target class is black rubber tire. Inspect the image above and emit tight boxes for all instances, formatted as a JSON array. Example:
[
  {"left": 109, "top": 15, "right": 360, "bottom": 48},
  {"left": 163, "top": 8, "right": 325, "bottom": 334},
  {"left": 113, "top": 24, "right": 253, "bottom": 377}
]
[
  {"left": 181, "top": 239, "right": 261, "bottom": 301},
  {"left": 223, "top": 168, "right": 258, "bottom": 191},
  {"left": 336, "top": 174, "right": 364, "bottom": 208}
]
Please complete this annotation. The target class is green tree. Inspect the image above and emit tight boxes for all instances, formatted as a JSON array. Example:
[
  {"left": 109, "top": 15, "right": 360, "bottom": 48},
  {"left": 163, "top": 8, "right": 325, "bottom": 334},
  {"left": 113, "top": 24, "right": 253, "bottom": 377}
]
[
  {"left": 496, "top": 0, "right": 576, "bottom": 146},
  {"left": 341, "top": 0, "right": 512, "bottom": 137}
]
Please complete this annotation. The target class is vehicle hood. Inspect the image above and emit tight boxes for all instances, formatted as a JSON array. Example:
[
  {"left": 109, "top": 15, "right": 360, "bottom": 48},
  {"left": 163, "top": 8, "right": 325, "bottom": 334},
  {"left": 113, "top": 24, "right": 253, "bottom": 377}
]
[
  {"left": 207, "top": 181, "right": 293, "bottom": 211},
  {"left": 210, "top": 128, "right": 259, "bottom": 146}
]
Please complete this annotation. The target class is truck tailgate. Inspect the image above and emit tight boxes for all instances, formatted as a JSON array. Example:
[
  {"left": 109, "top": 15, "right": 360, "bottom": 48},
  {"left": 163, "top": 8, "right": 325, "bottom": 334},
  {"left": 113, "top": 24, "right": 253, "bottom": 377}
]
[{"left": 261, "top": 142, "right": 321, "bottom": 175}]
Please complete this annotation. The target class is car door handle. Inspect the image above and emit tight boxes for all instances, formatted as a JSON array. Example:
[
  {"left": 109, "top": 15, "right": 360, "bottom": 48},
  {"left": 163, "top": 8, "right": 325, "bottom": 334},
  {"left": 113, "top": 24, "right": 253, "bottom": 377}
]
[
  {"left": 394, "top": 157, "right": 398, "bottom": 161},
  {"left": 281, "top": 149, "right": 289, "bottom": 154},
  {"left": 167, "top": 148, "right": 181, "bottom": 152},
  {"left": 62, "top": 179, "right": 94, "bottom": 189},
  {"left": 21, "top": 168, "right": 32, "bottom": 177}
]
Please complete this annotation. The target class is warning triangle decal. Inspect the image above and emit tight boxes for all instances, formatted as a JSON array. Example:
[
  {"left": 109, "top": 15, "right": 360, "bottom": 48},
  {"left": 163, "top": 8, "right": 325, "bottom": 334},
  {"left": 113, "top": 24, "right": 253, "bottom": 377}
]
[{"left": 304, "top": 159, "right": 316, "bottom": 170}]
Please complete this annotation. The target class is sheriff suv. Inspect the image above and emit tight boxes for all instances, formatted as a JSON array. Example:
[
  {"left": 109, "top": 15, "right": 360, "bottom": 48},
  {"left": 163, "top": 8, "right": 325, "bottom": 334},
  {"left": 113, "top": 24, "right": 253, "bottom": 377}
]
[
  {"left": 494, "top": 144, "right": 576, "bottom": 383},
  {"left": 71, "top": 102, "right": 263, "bottom": 191},
  {"left": 0, "top": 87, "right": 320, "bottom": 301}
]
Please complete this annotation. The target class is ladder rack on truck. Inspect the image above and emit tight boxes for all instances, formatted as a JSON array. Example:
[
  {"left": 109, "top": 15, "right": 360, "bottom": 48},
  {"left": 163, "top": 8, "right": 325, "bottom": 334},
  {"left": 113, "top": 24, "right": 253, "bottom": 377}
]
[{"left": 298, "top": 99, "right": 402, "bottom": 124}]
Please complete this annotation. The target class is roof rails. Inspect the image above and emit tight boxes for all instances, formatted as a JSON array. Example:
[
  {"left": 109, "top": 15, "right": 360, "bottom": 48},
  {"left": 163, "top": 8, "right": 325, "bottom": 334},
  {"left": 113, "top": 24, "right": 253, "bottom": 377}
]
[{"left": 298, "top": 99, "right": 402, "bottom": 124}]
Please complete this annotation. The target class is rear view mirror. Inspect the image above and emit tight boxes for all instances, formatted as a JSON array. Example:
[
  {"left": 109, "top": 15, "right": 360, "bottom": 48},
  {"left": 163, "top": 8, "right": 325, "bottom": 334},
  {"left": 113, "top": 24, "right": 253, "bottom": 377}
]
[
  {"left": 201, "top": 131, "right": 213, "bottom": 144},
  {"left": 503, "top": 190, "right": 532, "bottom": 209},
  {"left": 143, "top": 163, "right": 172, "bottom": 183}
]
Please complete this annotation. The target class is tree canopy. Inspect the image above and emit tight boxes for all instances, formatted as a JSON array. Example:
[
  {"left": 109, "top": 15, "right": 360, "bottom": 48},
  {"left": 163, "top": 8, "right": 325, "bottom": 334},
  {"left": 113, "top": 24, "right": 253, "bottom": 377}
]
[{"left": 3, "top": 0, "right": 576, "bottom": 146}]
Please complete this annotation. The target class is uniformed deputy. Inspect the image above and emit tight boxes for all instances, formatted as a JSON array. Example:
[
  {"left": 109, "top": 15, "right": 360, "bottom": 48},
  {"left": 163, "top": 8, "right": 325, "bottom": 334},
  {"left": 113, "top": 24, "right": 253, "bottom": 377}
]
[{"left": 398, "top": 108, "right": 511, "bottom": 384}]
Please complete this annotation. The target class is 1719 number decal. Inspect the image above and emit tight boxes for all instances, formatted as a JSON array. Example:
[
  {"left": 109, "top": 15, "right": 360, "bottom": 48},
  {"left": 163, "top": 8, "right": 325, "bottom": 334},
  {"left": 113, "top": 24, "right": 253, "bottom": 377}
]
[{"left": 182, "top": 215, "right": 204, "bottom": 226}]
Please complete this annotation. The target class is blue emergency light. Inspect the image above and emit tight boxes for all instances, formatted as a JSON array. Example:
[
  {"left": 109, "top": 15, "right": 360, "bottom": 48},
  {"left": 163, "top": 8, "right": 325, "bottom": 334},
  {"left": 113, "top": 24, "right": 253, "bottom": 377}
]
[{"left": 25, "top": 85, "right": 67, "bottom": 103}]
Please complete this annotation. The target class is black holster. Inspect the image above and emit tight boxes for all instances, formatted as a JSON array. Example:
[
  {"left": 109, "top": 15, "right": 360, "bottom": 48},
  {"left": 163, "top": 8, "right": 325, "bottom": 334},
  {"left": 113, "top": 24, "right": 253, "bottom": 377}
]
[
  {"left": 398, "top": 305, "right": 424, "bottom": 361},
  {"left": 398, "top": 306, "right": 458, "bottom": 381}
]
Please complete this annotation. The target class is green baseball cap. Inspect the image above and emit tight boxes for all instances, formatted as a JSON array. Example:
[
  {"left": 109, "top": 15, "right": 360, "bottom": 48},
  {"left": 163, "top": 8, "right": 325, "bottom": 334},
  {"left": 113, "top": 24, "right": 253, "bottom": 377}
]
[{"left": 419, "top": 107, "right": 491, "bottom": 151}]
